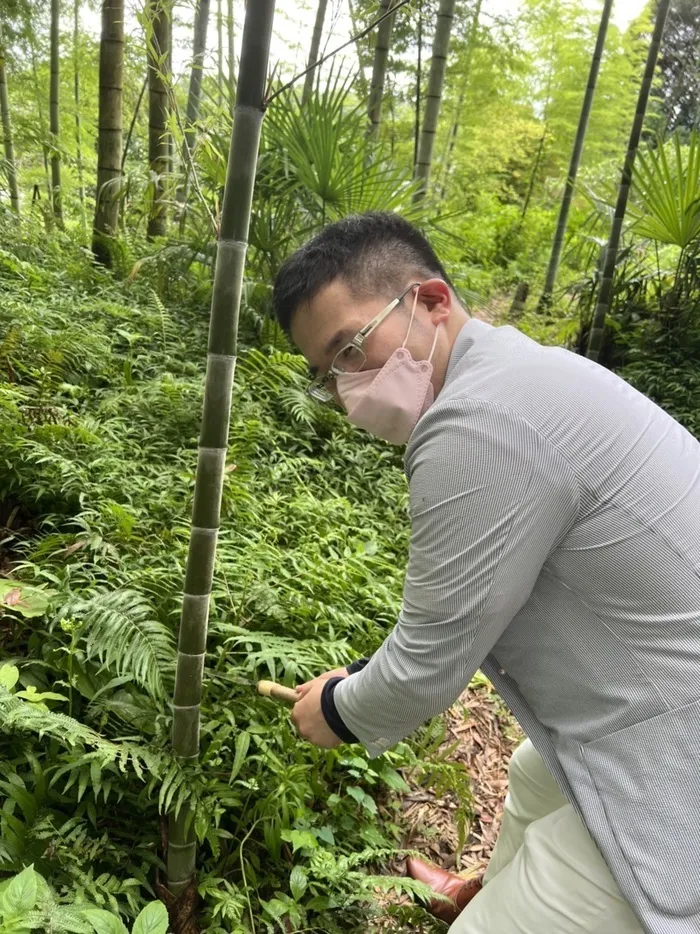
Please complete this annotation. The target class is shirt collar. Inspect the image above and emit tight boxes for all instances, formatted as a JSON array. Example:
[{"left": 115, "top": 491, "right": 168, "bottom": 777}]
[{"left": 444, "top": 317, "right": 493, "bottom": 385}]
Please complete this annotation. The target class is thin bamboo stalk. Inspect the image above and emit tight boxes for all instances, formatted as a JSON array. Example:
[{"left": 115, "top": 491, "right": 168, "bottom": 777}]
[
  {"left": 217, "top": 0, "right": 223, "bottom": 108},
  {"left": 166, "top": 0, "right": 276, "bottom": 895},
  {"left": 74, "top": 0, "right": 87, "bottom": 237},
  {"left": 367, "top": 0, "right": 396, "bottom": 138},
  {"left": 302, "top": 0, "right": 328, "bottom": 104},
  {"left": 227, "top": 0, "right": 235, "bottom": 113},
  {"left": 586, "top": 0, "right": 672, "bottom": 361},
  {"left": 413, "top": 0, "right": 457, "bottom": 201},
  {"left": 50, "top": 0, "right": 64, "bottom": 227},
  {"left": 413, "top": 0, "right": 422, "bottom": 168},
  {"left": 177, "top": 0, "right": 211, "bottom": 233},
  {"left": 0, "top": 25, "right": 19, "bottom": 214},
  {"left": 28, "top": 26, "right": 52, "bottom": 227},
  {"left": 438, "top": 0, "right": 481, "bottom": 199},
  {"left": 537, "top": 0, "right": 614, "bottom": 310},
  {"left": 146, "top": 0, "right": 170, "bottom": 239}
]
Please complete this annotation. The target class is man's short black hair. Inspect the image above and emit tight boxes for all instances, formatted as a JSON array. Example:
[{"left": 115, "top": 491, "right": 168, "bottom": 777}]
[{"left": 272, "top": 212, "right": 455, "bottom": 335}]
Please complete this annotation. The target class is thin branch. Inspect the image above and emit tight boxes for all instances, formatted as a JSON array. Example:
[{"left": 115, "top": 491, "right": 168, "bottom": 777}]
[
  {"left": 266, "top": 0, "right": 412, "bottom": 104},
  {"left": 166, "top": 82, "right": 218, "bottom": 236},
  {"left": 122, "top": 75, "right": 148, "bottom": 171}
]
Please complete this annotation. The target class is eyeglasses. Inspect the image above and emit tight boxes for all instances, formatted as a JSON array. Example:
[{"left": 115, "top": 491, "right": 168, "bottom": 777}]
[{"left": 307, "top": 282, "right": 420, "bottom": 403}]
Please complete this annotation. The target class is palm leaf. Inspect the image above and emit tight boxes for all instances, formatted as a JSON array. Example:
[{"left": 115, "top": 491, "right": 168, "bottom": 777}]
[{"left": 631, "top": 130, "right": 700, "bottom": 247}]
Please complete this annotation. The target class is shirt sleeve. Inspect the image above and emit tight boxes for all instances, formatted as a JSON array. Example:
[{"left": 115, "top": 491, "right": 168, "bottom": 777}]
[{"left": 332, "top": 398, "right": 581, "bottom": 758}]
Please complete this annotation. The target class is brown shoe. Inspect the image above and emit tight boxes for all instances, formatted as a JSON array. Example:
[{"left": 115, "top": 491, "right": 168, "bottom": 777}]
[{"left": 406, "top": 857, "right": 483, "bottom": 924}]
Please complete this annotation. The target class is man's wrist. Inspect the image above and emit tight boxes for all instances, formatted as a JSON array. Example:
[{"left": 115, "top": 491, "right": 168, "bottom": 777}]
[{"left": 321, "top": 677, "right": 358, "bottom": 743}]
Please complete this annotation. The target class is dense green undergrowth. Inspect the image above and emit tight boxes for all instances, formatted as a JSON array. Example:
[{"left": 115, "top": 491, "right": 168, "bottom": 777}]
[{"left": 0, "top": 220, "right": 470, "bottom": 932}]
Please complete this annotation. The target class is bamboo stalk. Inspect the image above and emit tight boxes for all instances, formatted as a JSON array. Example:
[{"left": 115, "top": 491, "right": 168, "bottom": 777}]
[
  {"left": 217, "top": 0, "right": 223, "bottom": 109},
  {"left": 0, "top": 24, "right": 19, "bottom": 214},
  {"left": 302, "top": 0, "right": 328, "bottom": 105},
  {"left": 28, "top": 26, "right": 52, "bottom": 228},
  {"left": 413, "top": 0, "right": 457, "bottom": 201},
  {"left": 166, "top": 0, "right": 276, "bottom": 895},
  {"left": 438, "top": 0, "right": 481, "bottom": 199},
  {"left": 74, "top": 0, "right": 87, "bottom": 237},
  {"left": 227, "top": 0, "right": 235, "bottom": 113},
  {"left": 50, "top": 0, "right": 64, "bottom": 227},
  {"left": 586, "top": 0, "right": 672, "bottom": 361},
  {"left": 537, "top": 0, "right": 614, "bottom": 311},
  {"left": 146, "top": 0, "right": 170, "bottom": 239},
  {"left": 93, "top": 0, "right": 124, "bottom": 265},
  {"left": 367, "top": 0, "right": 396, "bottom": 139},
  {"left": 177, "top": 0, "right": 212, "bottom": 234}
]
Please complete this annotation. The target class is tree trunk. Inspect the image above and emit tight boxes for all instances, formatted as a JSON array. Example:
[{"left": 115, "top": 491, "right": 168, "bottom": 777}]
[
  {"left": 50, "top": 0, "right": 64, "bottom": 227},
  {"left": 538, "top": 0, "right": 614, "bottom": 311},
  {"left": 166, "top": 0, "right": 276, "bottom": 897},
  {"left": 439, "top": 0, "right": 481, "bottom": 198},
  {"left": 227, "top": 0, "right": 235, "bottom": 112},
  {"left": 177, "top": 0, "right": 211, "bottom": 232},
  {"left": 586, "top": 0, "right": 672, "bottom": 361},
  {"left": 92, "top": 0, "right": 124, "bottom": 266},
  {"left": 367, "top": 0, "right": 396, "bottom": 138},
  {"left": 0, "top": 26, "right": 19, "bottom": 214},
  {"left": 146, "top": 0, "right": 170, "bottom": 239},
  {"left": 302, "top": 0, "right": 328, "bottom": 104},
  {"left": 413, "top": 0, "right": 456, "bottom": 201},
  {"left": 73, "top": 0, "right": 87, "bottom": 235}
]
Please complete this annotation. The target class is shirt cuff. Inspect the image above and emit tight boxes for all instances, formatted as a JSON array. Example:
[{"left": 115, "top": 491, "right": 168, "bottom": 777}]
[
  {"left": 321, "top": 677, "right": 358, "bottom": 744},
  {"left": 346, "top": 657, "right": 371, "bottom": 675}
]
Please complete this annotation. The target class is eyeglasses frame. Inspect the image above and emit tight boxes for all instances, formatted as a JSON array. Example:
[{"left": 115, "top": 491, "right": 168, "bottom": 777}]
[{"left": 307, "top": 281, "right": 421, "bottom": 403}]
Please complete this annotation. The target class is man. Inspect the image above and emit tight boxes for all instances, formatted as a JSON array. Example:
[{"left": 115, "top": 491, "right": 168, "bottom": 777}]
[{"left": 272, "top": 212, "right": 700, "bottom": 934}]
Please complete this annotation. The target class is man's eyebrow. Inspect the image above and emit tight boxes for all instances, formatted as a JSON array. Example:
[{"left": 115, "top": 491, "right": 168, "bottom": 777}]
[
  {"left": 308, "top": 328, "right": 355, "bottom": 380},
  {"left": 323, "top": 328, "right": 352, "bottom": 357}
]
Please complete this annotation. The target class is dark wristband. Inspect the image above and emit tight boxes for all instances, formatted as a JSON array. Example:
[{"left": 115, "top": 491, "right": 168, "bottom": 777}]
[
  {"left": 321, "top": 677, "right": 359, "bottom": 744},
  {"left": 346, "top": 656, "right": 371, "bottom": 675}
]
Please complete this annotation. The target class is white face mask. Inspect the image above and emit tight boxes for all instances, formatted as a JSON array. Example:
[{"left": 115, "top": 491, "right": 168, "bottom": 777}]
[{"left": 335, "top": 290, "right": 441, "bottom": 445}]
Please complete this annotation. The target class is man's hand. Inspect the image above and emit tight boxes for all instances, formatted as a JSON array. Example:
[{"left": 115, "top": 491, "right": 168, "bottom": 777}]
[
  {"left": 291, "top": 678, "right": 342, "bottom": 748},
  {"left": 295, "top": 666, "right": 348, "bottom": 699}
]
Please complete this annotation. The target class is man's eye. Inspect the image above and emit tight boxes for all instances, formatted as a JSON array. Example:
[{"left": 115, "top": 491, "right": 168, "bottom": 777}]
[{"left": 339, "top": 346, "right": 353, "bottom": 360}]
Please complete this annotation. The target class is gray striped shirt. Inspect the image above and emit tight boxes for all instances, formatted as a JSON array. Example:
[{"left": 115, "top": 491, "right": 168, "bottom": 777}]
[{"left": 334, "top": 318, "right": 700, "bottom": 933}]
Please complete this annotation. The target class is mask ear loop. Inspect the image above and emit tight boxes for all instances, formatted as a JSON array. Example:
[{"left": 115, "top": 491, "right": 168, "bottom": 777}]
[
  {"left": 401, "top": 286, "right": 420, "bottom": 349},
  {"left": 427, "top": 320, "right": 441, "bottom": 363}
]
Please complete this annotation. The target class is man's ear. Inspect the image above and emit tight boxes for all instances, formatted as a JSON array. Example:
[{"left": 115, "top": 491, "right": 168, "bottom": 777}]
[{"left": 417, "top": 278, "right": 451, "bottom": 322}]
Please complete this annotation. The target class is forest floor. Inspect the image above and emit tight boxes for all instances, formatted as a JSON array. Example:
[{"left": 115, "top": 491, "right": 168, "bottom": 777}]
[{"left": 373, "top": 680, "right": 523, "bottom": 927}]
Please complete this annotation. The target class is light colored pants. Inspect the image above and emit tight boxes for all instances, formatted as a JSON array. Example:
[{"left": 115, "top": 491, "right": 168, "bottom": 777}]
[{"left": 449, "top": 739, "right": 644, "bottom": 934}]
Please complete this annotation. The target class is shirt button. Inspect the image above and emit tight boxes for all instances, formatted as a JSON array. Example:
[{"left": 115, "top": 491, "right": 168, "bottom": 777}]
[{"left": 498, "top": 667, "right": 506, "bottom": 675}]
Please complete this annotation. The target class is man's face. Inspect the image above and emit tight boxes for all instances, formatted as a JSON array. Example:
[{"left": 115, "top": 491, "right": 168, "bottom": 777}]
[{"left": 291, "top": 277, "right": 449, "bottom": 402}]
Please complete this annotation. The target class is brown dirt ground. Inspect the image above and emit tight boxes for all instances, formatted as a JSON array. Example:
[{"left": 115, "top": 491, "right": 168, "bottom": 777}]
[{"left": 370, "top": 677, "right": 524, "bottom": 927}]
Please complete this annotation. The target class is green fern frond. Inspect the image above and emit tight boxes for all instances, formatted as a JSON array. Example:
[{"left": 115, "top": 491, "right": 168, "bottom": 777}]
[{"left": 66, "top": 589, "right": 176, "bottom": 699}]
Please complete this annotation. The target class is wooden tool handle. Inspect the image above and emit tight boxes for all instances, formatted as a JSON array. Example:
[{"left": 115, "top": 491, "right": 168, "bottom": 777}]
[{"left": 257, "top": 680, "right": 299, "bottom": 705}]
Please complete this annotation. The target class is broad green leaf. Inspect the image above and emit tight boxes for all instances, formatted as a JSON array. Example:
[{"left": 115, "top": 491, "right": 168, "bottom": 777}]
[
  {"left": 280, "top": 829, "right": 318, "bottom": 853},
  {"left": 1, "top": 865, "right": 38, "bottom": 916},
  {"left": 132, "top": 901, "right": 169, "bottom": 934},
  {"left": 0, "top": 581, "right": 52, "bottom": 619},
  {"left": 289, "top": 866, "right": 308, "bottom": 901},
  {"left": 379, "top": 766, "right": 410, "bottom": 793},
  {"left": 0, "top": 665, "right": 19, "bottom": 690},
  {"left": 82, "top": 909, "right": 129, "bottom": 934},
  {"left": 316, "top": 825, "right": 335, "bottom": 846}
]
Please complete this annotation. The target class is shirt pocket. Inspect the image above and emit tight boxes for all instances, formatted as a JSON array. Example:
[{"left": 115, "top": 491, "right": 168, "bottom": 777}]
[{"left": 581, "top": 698, "right": 700, "bottom": 917}]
